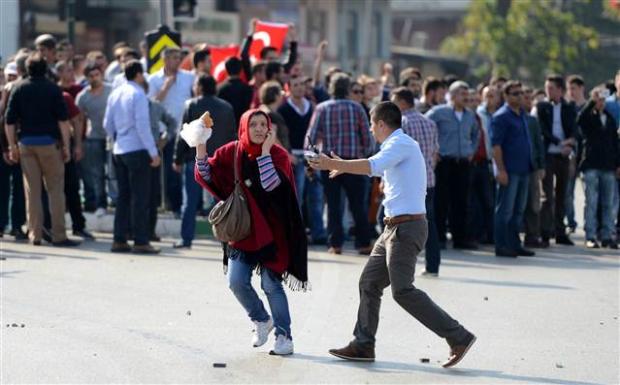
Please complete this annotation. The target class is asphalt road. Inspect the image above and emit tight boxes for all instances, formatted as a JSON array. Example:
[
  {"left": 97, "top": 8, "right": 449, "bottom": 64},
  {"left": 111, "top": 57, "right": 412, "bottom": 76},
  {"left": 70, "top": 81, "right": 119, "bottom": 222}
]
[{"left": 2, "top": 224, "right": 618, "bottom": 384}]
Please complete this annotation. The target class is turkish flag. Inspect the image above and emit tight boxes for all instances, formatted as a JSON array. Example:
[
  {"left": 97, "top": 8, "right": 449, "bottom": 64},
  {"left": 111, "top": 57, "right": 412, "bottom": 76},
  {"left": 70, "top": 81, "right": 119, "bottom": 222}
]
[
  {"left": 249, "top": 21, "right": 289, "bottom": 62},
  {"left": 209, "top": 45, "right": 240, "bottom": 83}
]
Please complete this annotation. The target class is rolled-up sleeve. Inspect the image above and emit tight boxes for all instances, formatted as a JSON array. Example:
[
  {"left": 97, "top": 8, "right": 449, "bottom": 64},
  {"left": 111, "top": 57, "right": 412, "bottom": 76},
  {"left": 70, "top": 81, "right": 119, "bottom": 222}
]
[{"left": 368, "top": 139, "right": 405, "bottom": 177}]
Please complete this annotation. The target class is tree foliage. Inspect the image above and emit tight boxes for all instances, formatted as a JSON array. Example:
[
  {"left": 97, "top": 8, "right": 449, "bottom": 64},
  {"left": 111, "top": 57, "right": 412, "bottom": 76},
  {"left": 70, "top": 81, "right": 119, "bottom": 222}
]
[{"left": 441, "top": 0, "right": 601, "bottom": 85}]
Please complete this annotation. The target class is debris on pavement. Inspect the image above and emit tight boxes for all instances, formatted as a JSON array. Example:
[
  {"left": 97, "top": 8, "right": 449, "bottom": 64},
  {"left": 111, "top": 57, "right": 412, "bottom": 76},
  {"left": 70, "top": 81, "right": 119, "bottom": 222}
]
[
  {"left": 420, "top": 358, "right": 430, "bottom": 363},
  {"left": 186, "top": 310, "right": 192, "bottom": 316},
  {"left": 556, "top": 363, "right": 564, "bottom": 369},
  {"left": 213, "top": 363, "right": 227, "bottom": 368}
]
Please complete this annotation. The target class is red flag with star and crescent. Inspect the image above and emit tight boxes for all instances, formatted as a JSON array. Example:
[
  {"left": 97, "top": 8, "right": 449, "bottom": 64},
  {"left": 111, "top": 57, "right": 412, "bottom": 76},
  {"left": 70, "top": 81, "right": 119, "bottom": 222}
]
[{"left": 249, "top": 21, "right": 289, "bottom": 62}]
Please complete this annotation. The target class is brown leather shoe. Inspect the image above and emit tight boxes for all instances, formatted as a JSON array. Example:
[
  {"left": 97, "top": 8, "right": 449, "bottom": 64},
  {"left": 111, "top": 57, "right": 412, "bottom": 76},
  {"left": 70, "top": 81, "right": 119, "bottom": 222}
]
[
  {"left": 327, "top": 247, "right": 342, "bottom": 255},
  {"left": 132, "top": 244, "right": 161, "bottom": 254},
  {"left": 328, "top": 342, "right": 375, "bottom": 362},
  {"left": 443, "top": 333, "right": 476, "bottom": 368},
  {"left": 111, "top": 242, "right": 131, "bottom": 253}
]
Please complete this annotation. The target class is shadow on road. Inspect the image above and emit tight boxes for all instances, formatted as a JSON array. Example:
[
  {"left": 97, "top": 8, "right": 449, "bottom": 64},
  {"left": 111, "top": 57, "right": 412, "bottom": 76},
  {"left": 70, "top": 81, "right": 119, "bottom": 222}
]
[{"left": 287, "top": 353, "right": 603, "bottom": 385}]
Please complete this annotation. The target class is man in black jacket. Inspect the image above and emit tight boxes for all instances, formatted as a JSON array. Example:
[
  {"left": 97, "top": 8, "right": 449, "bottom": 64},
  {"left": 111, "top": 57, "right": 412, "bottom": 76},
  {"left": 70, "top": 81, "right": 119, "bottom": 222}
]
[
  {"left": 173, "top": 74, "right": 236, "bottom": 248},
  {"left": 217, "top": 57, "right": 253, "bottom": 126},
  {"left": 535, "top": 75, "right": 577, "bottom": 246},
  {"left": 578, "top": 88, "right": 620, "bottom": 249}
]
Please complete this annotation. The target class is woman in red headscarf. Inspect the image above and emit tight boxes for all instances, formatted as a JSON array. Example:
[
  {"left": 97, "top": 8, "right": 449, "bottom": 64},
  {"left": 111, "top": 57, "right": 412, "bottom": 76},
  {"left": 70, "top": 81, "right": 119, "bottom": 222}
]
[{"left": 192, "top": 108, "right": 307, "bottom": 356}]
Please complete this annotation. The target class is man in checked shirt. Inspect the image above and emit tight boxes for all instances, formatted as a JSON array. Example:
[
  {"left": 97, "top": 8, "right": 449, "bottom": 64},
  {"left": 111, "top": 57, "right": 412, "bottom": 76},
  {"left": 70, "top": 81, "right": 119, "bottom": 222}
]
[
  {"left": 391, "top": 87, "right": 441, "bottom": 277},
  {"left": 306, "top": 73, "right": 374, "bottom": 255}
]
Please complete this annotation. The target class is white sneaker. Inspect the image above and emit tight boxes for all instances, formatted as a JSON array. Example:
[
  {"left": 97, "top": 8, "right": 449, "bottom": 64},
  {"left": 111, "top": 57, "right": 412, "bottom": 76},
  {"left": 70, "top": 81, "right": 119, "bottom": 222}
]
[
  {"left": 271, "top": 334, "right": 294, "bottom": 355},
  {"left": 252, "top": 318, "right": 274, "bottom": 347},
  {"left": 95, "top": 208, "right": 106, "bottom": 218}
]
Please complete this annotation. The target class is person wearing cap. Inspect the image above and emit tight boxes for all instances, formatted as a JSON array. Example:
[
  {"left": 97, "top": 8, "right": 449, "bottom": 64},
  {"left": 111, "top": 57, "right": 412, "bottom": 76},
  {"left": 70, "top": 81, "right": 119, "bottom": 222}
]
[
  {"left": 4, "top": 62, "right": 18, "bottom": 83},
  {"left": 0, "top": 59, "right": 27, "bottom": 241},
  {"left": 34, "top": 34, "right": 58, "bottom": 82},
  {"left": 425, "top": 80, "right": 480, "bottom": 250},
  {"left": 309, "top": 101, "right": 476, "bottom": 367}
]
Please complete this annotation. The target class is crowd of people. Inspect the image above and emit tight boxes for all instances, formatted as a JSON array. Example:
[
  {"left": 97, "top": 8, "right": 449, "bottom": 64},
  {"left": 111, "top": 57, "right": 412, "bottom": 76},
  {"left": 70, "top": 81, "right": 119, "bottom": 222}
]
[{"left": 1, "top": 25, "right": 619, "bottom": 265}]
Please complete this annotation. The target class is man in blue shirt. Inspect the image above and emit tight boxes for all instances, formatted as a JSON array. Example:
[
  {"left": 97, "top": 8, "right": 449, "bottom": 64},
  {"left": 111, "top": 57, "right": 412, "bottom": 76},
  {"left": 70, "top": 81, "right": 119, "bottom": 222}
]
[
  {"left": 309, "top": 101, "right": 476, "bottom": 368},
  {"left": 425, "top": 81, "right": 480, "bottom": 250},
  {"left": 491, "top": 81, "right": 535, "bottom": 257},
  {"left": 103, "top": 60, "right": 161, "bottom": 254}
]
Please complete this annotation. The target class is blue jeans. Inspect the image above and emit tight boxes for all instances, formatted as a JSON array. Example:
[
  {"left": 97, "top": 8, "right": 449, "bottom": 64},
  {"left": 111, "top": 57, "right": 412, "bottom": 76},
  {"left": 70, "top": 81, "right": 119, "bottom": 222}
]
[
  {"left": 583, "top": 169, "right": 615, "bottom": 240},
  {"left": 180, "top": 160, "right": 202, "bottom": 245},
  {"left": 494, "top": 173, "right": 529, "bottom": 252},
  {"left": 565, "top": 174, "right": 577, "bottom": 229},
  {"left": 227, "top": 251, "right": 292, "bottom": 338},
  {"left": 80, "top": 139, "right": 107, "bottom": 209},
  {"left": 425, "top": 188, "right": 441, "bottom": 273}
]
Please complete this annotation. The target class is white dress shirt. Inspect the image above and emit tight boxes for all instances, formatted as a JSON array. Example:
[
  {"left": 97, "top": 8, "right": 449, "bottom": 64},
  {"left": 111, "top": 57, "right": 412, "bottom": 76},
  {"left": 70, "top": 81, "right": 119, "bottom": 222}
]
[
  {"left": 147, "top": 69, "right": 195, "bottom": 134},
  {"left": 103, "top": 81, "right": 157, "bottom": 157}
]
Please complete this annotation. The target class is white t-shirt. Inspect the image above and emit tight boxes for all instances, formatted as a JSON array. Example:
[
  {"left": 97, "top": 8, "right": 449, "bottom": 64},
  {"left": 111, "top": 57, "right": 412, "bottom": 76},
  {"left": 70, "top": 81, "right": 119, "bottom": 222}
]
[{"left": 147, "top": 69, "right": 195, "bottom": 134}]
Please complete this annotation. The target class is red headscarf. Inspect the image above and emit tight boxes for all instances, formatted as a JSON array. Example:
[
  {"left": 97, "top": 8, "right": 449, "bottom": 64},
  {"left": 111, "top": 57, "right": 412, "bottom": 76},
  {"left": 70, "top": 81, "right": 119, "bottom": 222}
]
[{"left": 238, "top": 109, "right": 272, "bottom": 160}]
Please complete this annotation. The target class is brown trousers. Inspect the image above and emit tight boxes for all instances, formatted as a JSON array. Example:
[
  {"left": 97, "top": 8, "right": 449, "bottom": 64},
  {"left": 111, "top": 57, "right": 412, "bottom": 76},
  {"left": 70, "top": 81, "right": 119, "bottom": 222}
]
[
  {"left": 19, "top": 143, "right": 67, "bottom": 242},
  {"left": 353, "top": 219, "right": 469, "bottom": 347}
]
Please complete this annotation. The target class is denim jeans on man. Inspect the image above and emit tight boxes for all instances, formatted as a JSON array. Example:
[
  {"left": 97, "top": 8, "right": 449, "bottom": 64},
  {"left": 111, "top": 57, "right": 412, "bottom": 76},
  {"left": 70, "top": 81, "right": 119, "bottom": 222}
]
[
  {"left": 583, "top": 169, "right": 616, "bottom": 241},
  {"left": 494, "top": 173, "right": 529, "bottom": 252},
  {"left": 293, "top": 155, "right": 326, "bottom": 241},
  {"left": 180, "top": 160, "right": 202, "bottom": 246},
  {"left": 80, "top": 138, "right": 107, "bottom": 210},
  {"left": 227, "top": 249, "right": 292, "bottom": 338},
  {"left": 113, "top": 150, "right": 151, "bottom": 245}
]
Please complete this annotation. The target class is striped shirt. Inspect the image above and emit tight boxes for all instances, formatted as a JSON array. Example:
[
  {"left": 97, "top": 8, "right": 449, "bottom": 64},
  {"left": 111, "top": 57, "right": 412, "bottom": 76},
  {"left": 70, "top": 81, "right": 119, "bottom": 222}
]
[
  {"left": 402, "top": 108, "right": 439, "bottom": 188},
  {"left": 195, "top": 154, "right": 281, "bottom": 192},
  {"left": 306, "top": 99, "right": 373, "bottom": 159}
]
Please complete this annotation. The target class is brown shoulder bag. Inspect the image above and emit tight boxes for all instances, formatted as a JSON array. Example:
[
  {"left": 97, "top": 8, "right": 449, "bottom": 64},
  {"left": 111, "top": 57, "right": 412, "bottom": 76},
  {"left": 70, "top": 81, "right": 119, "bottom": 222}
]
[{"left": 207, "top": 142, "right": 251, "bottom": 242}]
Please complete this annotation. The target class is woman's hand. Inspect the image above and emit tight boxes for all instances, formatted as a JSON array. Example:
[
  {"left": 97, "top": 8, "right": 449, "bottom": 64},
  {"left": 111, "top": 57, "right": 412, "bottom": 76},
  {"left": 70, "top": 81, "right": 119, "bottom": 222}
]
[{"left": 261, "top": 130, "right": 276, "bottom": 156}]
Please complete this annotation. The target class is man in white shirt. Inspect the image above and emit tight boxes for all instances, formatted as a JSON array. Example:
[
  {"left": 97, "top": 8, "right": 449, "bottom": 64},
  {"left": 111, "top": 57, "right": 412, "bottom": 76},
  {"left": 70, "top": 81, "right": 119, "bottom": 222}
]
[
  {"left": 147, "top": 47, "right": 195, "bottom": 216},
  {"left": 309, "top": 101, "right": 476, "bottom": 368}
]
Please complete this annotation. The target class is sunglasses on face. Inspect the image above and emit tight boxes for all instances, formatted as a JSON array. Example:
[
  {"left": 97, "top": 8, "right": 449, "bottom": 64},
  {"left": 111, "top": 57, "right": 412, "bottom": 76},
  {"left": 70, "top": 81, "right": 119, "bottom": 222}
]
[
  {"left": 509, "top": 91, "right": 523, "bottom": 96},
  {"left": 352, "top": 89, "right": 363, "bottom": 94}
]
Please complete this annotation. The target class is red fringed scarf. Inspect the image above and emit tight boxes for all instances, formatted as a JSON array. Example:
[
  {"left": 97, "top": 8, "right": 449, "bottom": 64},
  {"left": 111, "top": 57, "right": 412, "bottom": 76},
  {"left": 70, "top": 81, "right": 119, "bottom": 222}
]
[{"left": 194, "top": 109, "right": 308, "bottom": 287}]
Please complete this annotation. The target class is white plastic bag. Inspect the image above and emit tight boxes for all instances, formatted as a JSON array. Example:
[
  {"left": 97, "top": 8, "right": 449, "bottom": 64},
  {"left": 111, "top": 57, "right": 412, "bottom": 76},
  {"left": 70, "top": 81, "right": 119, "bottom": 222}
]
[{"left": 180, "top": 118, "right": 212, "bottom": 148}]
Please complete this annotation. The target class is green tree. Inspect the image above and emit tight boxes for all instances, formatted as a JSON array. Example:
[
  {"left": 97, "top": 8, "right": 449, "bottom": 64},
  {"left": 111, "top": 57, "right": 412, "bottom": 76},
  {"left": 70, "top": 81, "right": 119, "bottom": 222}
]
[{"left": 441, "top": 0, "right": 600, "bottom": 85}]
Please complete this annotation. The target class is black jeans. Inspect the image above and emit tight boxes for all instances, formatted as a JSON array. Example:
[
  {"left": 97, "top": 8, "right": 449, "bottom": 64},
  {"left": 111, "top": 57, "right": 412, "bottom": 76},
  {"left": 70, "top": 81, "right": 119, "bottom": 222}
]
[
  {"left": 163, "top": 136, "right": 182, "bottom": 213},
  {"left": 541, "top": 154, "right": 569, "bottom": 238},
  {"left": 434, "top": 157, "right": 471, "bottom": 245},
  {"left": 113, "top": 150, "right": 152, "bottom": 245},
  {"left": 149, "top": 165, "right": 161, "bottom": 237},
  {"left": 43, "top": 151, "right": 86, "bottom": 232},
  {"left": 322, "top": 171, "right": 371, "bottom": 249},
  {"left": 468, "top": 162, "right": 494, "bottom": 243},
  {"left": 425, "top": 187, "right": 441, "bottom": 273},
  {"left": 0, "top": 159, "right": 26, "bottom": 232}
]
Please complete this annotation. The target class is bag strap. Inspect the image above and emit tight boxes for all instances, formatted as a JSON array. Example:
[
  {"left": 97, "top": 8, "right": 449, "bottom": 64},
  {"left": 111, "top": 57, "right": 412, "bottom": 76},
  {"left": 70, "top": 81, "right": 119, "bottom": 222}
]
[{"left": 233, "top": 141, "right": 240, "bottom": 184}]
